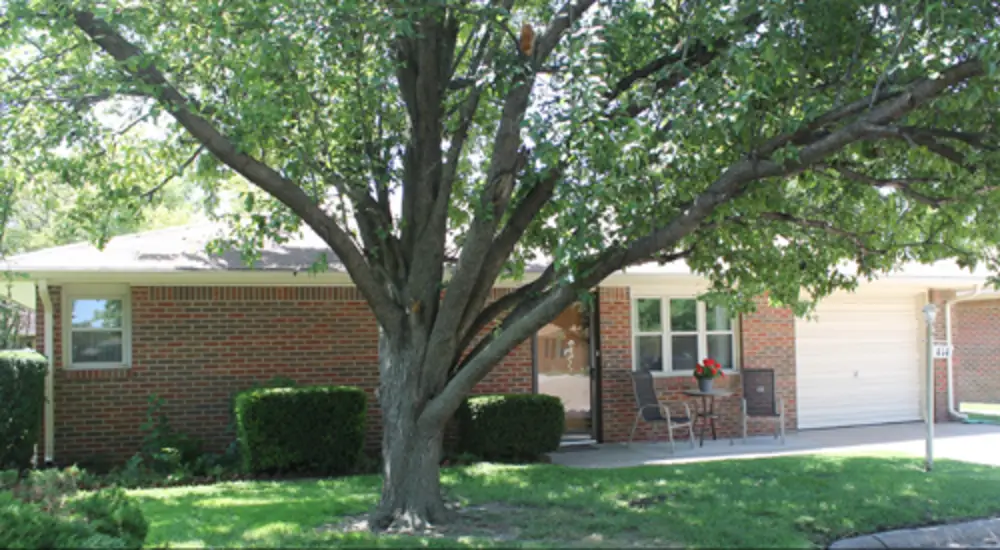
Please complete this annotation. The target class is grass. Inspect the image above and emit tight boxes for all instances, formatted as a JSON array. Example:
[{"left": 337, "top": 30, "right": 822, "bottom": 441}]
[
  {"left": 130, "top": 455, "right": 1000, "bottom": 549},
  {"left": 960, "top": 402, "right": 1000, "bottom": 425}
]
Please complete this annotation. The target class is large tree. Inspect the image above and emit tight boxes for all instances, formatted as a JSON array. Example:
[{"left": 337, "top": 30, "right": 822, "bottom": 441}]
[{"left": 3, "top": 0, "right": 1000, "bottom": 529}]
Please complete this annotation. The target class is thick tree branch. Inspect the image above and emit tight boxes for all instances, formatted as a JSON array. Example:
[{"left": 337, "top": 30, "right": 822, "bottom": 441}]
[
  {"left": 608, "top": 60, "right": 982, "bottom": 278},
  {"left": 423, "top": 0, "right": 598, "bottom": 375},
  {"left": 818, "top": 162, "right": 942, "bottom": 206},
  {"left": 421, "top": 59, "right": 985, "bottom": 429},
  {"left": 821, "top": 162, "right": 1000, "bottom": 208},
  {"left": 754, "top": 89, "right": 903, "bottom": 157},
  {"left": 70, "top": 9, "right": 404, "bottom": 328},
  {"left": 452, "top": 263, "right": 557, "bottom": 372},
  {"left": 453, "top": 167, "right": 562, "bottom": 345},
  {"left": 860, "top": 123, "right": 976, "bottom": 171},
  {"left": 898, "top": 126, "right": 999, "bottom": 150}
]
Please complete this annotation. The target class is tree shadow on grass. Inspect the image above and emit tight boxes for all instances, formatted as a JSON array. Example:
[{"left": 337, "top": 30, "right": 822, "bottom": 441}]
[
  {"left": 133, "top": 455, "right": 1000, "bottom": 548},
  {"left": 442, "top": 455, "right": 1000, "bottom": 548}
]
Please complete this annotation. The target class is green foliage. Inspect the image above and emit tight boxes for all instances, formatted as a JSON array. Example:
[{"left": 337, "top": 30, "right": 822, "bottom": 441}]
[
  {"left": 13, "top": 466, "right": 89, "bottom": 510},
  {"left": 456, "top": 394, "right": 564, "bottom": 461},
  {"left": 0, "top": 350, "right": 48, "bottom": 469},
  {"left": 223, "top": 375, "right": 298, "bottom": 466},
  {"left": 0, "top": 300, "right": 26, "bottom": 349},
  {"left": 139, "top": 393, "right": 203, "bottom": 472},
  {"left": 131, "top": 457, "right": 1000, "bottom": 548},
  {"left": 0, "top": 467, "right": 147, "bottom": 549},
  {"left": 0, "top": 1, "right": 997, "bottom": 324},
  {"left": 0, "top": 491, "right": 91, "bottom": 549},
  {"left": 235, "top": 386, "right": 367, "bottom": 475},
  {"left": 5, "top": 0, "right": 1000, "bottom": 519},
  {"left": 99, "top": 393, "right": 232, "bottom": 487},
  {"left": 64, "top": 488, "right": 149, "bottom": 549}
]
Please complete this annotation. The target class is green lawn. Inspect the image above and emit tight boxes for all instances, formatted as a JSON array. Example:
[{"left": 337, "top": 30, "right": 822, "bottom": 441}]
[{"left": 131, "top": 455, "right": 1000, "bottom": 548}]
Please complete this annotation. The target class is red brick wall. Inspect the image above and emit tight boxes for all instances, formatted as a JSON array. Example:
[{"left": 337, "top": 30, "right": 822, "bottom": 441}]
[
  {"left": 599, "top": 291, "right": 797, "bottom": 443},
  {"left": 740, "top": 296, "right": 798, "bottom": 434},
  {"left": 953, "top": 299, "right": 1000, "bottom": 408},
  {"left": 597, "top": 287, "right": 634, "bottom": 441},
  {"left": 39, "top": 285, "right": 531, "bottom": 465},
  {"left": 40, "top": 282, "right": 803, "bottom": 463},
  {"left": 928, "top": 289, "right": 956, "bottom": 421}
]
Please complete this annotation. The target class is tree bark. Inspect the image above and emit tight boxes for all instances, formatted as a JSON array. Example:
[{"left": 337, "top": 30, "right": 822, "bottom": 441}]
[{"left": 371, "top": 330, "right": 450, "bottom": 530}]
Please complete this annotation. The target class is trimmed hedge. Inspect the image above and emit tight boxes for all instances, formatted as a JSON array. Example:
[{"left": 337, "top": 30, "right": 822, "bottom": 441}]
[
  {"left": 234, "top": 385, "right": 367, "bottom": 474},
  {"left": 456, "top": 394, "right": 564, "bottom": 461},
  {"left": 0, "top": 350, "right": 48, "bottom": 469}
]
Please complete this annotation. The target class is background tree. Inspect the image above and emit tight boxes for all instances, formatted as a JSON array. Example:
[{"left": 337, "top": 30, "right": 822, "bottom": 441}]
[{"left": 3, "top": 0, "right": 1000, "bottom": 529}]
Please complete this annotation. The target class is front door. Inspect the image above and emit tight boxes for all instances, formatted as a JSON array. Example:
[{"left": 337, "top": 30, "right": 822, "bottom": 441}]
[{"left": 534, "top": 299, "right": 600, "bottom": 442}]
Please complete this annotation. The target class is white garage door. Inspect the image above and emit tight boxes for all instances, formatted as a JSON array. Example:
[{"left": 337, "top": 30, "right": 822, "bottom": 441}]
[{"left": 796, "top": 295, "right": 922, "bottom": 429}]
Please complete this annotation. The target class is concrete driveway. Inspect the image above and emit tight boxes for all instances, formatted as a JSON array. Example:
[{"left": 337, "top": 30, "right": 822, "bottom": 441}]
[{"left": 550, "top": 422, "right": 1000, "bottom": 469}]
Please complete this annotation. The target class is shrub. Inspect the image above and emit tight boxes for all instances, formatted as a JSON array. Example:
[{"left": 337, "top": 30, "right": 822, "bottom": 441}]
[
  {"left": 0, "top": 350, "right": 48, "bottom": 469},
  {"left": 15, "top": 466, "right": 86, "bottom": 510},
  {"left": 0, "top": 491, "right": 87, "bottom": 549},
  {"left": 0, "top": 476, "right": 147, "bottom": 549},
  {"left": 65, "top": 488, "right": 148, "bottom": 549},
  {"left": 224, "top": 376, "right": 298, "bottom": 464},
  {"left": 456, "top": 394, "right": 564, "bottom": 461},
  {"left": 140, "top": 393, "right": 203, "bottom": 471},
  {"left": 235, "top": 385, "right": 367, "bottom": 475}
]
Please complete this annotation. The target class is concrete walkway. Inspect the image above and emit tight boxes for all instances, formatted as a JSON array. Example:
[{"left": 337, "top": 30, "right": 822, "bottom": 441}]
[
  {"left": 550, "top": 422, "right": 1000, "bottom": 469},
  {"left": 830, "top": 518, "right": 1000, "bottom": 548}
]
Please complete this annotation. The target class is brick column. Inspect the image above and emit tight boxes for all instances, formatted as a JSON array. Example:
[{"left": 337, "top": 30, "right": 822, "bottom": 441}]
[
  {"left": 927, "top": 289, "right": 956, "bottom": 422},
  {"left": 740, "top": 295, "right": 797, "bottom": 433},
  {"left": 597, "top": 287, "right": 634, "bottom": 442}
]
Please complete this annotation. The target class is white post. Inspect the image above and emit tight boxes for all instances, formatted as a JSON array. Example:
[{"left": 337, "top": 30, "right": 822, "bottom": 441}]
[{"left": 922, "top": 303, "right": 937, "bottom": 472}]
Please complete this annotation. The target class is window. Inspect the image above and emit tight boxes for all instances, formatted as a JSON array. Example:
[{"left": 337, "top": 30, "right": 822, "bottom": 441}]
[
  {"left": 633, "top": 297, "right": 737, "bottom": 374},
  {"left": 63, "top": 286, "right": 131, "bottom": 369}
]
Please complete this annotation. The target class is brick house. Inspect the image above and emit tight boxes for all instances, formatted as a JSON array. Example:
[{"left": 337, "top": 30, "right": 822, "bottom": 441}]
[{"left": 6, "top": 223, "right": 999, "bottom": 466}]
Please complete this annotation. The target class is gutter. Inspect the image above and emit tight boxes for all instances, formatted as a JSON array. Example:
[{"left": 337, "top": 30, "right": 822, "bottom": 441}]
[
  {"left": 38, "top": 280, "right": 54, "bottom": 464},
  {"left": 943, "top": 285, "right": 1000, "bottom": 422}
]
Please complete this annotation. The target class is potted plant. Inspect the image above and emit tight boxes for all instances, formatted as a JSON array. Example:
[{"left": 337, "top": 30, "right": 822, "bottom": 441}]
[{"left": 694, "top": 358, "right": 725, "bottom": 392}]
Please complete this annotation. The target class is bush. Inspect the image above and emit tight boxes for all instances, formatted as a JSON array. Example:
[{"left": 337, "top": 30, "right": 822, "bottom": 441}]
[
  {"left": 0, "top": 350, "right": 48, "bottom": 469},
  {"left": 15, "top": 466, "right": 88, "bottom": 510},
  {"left": 0, "top": 472, "right": 148, "bottom": 549},
  {"left": 456, "top": 394, "right": 564, "bottom": 461},
  {"left": 64, "top": 488, "right": 148, "bottom": 549},
  {"left": 0, "top": 491, "right": 88, "bottom": 549},
  {"left": 235, "top": 385, "right": 366, "bottom": 475},
  {"left": 140, "top": 393, "right": 203, "bottom": 472},
  {"left": 224, "top": 376, "right": 298, "bottom": 465}
]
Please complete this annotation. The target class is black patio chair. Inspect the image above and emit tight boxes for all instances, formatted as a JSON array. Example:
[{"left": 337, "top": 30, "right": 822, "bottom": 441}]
[
  {"left": 741, "top": 368, "right": 786, "bottom": 444},
  {"left": 628, "top": 370, "right": 695, "bottom": 453}
]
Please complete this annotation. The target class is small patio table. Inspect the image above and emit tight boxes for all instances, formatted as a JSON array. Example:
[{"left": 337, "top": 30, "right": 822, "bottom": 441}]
[{"left": 681, "top": 389, "right": 734, "bottom": 447}]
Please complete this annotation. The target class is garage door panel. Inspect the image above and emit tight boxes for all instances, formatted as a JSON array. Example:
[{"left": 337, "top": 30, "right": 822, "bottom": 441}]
[
  {"left": 806, "top": 354, "right": 916, "bottom": 365},
  {"left": 798, "top": 324, "right": 918, "bottom": 337},
  {"left": 795, "top": 295, "right": 921, "bottom": 429}
]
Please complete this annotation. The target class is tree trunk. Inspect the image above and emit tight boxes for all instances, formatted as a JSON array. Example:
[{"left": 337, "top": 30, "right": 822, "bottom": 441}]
[{"left": 370, "top": 330, "right": 451, "bottom": 531}]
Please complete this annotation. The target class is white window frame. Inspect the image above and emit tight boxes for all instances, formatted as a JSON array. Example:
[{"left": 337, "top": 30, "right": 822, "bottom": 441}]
[
  {"left": 631, "top": 295, "right": 740, "bottom": 377},
  {"left": 62, "top": 284, "right": 132, "bottom": 370}
]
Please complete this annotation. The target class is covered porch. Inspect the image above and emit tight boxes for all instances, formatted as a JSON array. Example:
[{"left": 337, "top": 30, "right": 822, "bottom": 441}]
[{"left": 550, "top": 422, "right": 1000, "bottom": 468}]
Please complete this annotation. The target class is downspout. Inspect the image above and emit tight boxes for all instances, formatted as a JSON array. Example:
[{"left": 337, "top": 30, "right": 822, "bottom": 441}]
[
  {"left": 38, "top": 280, "right": 54, "bottom": 464},
  {"left": 943, "top": 285, "right": 999, "bottom": 422}
]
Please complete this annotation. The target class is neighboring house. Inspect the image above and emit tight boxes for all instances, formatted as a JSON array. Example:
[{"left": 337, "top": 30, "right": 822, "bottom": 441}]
[{"left": 5, "top": 223, "right": 999, "bottom": 465}]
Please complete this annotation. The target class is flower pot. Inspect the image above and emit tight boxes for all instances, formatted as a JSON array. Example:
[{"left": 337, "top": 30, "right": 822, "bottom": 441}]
[{"left": 697, "top": 377, "right": 714, "bottom": 393}]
